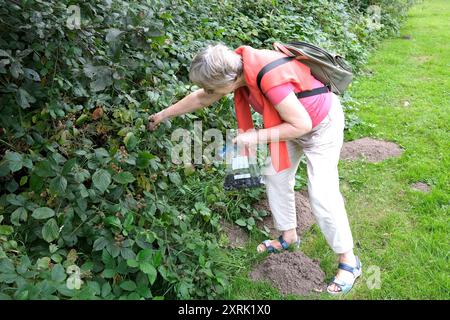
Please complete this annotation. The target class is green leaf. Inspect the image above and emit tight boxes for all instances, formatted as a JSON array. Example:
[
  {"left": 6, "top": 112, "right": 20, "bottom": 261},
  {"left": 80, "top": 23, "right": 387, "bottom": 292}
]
[
  {"left": 101, "top": 282, "right": 112, "bottom": 298},
  {"left": 0, "top": 162, "right": 9, "bottom": 177},
  {"left": 19, "top": 176, "right": 28, "bottom": 186},
  {"left": 16, "top": 88, "right": 35, "bottom": 109},
  {"left": 32, "top": 207, "right": 55, "bottom": 220},
  {"left": 11, "top": 207, "right": 27, "bottom": 226},
  {"left": 30, "top": 173, "right": 44, "bottom": 192},
  {"left": 34, "top": 160, "right": 55, "bottom": 178},
  {"left": 74, "top": 168, "right": 90, "bottom": 183},
  {"left": 42, "top": 218, "right": 59, "bottom": 243},
  {"left": 157, "top": 181, "right": 168, "bottom": 190},
  {"left": 81, "top": 261, "right": 94, "bottom": 272},
  {"left": 0, "top": 258, "right": 15, "bottom": 273},
  {"left": 104, "top": 216, "right": 122, "bottom": 229},
  {"left": 120, "top": 280, "right": 136, "bottom": 291},
  {"left": 51, "top": 253, "right": 63, "bottom": 263},
  {"left": 17, "top": 48, "right": 33, "bottom": 59},
  {"left": 136, "top": 152, "right": 154, "bottom": 169},
  {"left": 49, "top": 176, "right": 67, "bottom": 195},
  {"left": 10, "top": 62, "right": 22, "bottom": 79},
  {"left": 123, "top": 213, "right": 134, "bottom": 231},
  {"left": 101, "top": 269, "right": 116, "bottom": 278},
  {"left": 93, "top": 237, "right": 109, "bottom": 251},
  {"left": 6, "top": 180, "right": 18, "bottom": 192},
  {"left": 120, "top": 247, "right": 136, "bottom": 260},
  {"left": 37, "top": 257, "right": 51, "bottom": 270},
  {"left": 0, "top": 225, "right": 13, "bottom": 236},
  {"left": 0, "top": 49, "right": 10, "bottom": 57},
  {"left": 79, "top": 184, "right": 89, "bottom": 198},
  {"left": 92, "top": 169, "right": 111, "bottom": 193},
  {"left": 113, "top": 172, "right": 135, "bottom": 184},
  {"left": 136, "top": 285, "right": 151, "bottom": 299},
  {"left": 90, "top": 67, "right": 112, "bottom": 92},
  {"left": 49, "top": 244, "right": 58, "bottom": 254},
  {"left": 75, "top": 114, "right": 90, "bottom": 126},
  {"left": 51, "top": 264, "right": 66, "bottom": 282},
  {"left": 23, "top": 68, "right": 41, "bottom": 81},
  {"left": 6, "top": 194, "right": 24, "bottom": 206},
  {"left": 124, "top": 132, "right": 138, "bottom": 151},
  {"left": 140, "top": 262, "right": 157, "bottom": 285},
  {"left": 126, "top": 259, "right": 139, "bottom": 268},
  {"left": 86, "top": 280, "right": 100, "bottom": 295},
  {"left": 101, "top": 249, "right": 115, "bottom": 267},
  {"left": 0, "top": 273, "right": 17, "bottom": 284},
  {"left": 128, "top": 292, "right": 141, "bottom": 300},
  {"left": 22, "top": 158, "right": 33, "bottom": 169},
  {"left": 4, "top": 151, "right": 23, "bottom": 173},
  {"left": 152, "top": 251, "right": 163, "bottom": 268},
  {"left": 94, "top": 148, "right": 109, "bottom": 159},
  {"left": 0, "top": 293, "right": 11, "bottom": 300},
  {"left": 62, "top": 158, "right": 77, "bottom": 176},
  {"left": 235, "top": 219, "right": 246, "bottom": 227},
  {"left": 106, "top": 242, "right": 121, "bottom": 258},
  {"left": 168, "top": 172, "right": 181, "bottom": 185},
  {"left": 105, "top": 28, "right": 124, "bottom": 42},
  {"left": 136, "top": 248, "right": 152, "bottom": 262}
]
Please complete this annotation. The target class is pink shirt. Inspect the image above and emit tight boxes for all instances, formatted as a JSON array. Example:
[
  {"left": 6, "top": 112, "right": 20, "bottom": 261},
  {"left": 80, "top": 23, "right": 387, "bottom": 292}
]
[{"left": 248, "top": 77, "right": 332, "bottom": 128}]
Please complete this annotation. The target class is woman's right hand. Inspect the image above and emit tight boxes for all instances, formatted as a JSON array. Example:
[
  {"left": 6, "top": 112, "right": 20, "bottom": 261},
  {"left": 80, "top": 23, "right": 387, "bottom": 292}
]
[{"left": 147, "top": 111, "right": 165, "bottom": 131}]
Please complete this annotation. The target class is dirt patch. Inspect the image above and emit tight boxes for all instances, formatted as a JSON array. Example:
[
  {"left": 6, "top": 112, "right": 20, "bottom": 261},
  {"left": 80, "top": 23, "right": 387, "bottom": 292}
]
[
  {"left": 254, "top": 190, "right": 315, "bottom": 237},
  {"left": 220, "top": 220, "right": 248, "bottom": 248},
  {"left": 410, "top": 182, "right": 431, "bottom": 193},
  {"left": 250, "top": 251, "right": 326, "bottom": 296},
  {"left": 340, "top": 137, "right": 403, "bottom": 163}
]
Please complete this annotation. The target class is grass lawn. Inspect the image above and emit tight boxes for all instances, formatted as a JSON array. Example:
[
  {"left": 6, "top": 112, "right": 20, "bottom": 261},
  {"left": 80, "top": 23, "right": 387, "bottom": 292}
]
[{"left": 223, "top": 0, "right": 450, "bottom": 300}]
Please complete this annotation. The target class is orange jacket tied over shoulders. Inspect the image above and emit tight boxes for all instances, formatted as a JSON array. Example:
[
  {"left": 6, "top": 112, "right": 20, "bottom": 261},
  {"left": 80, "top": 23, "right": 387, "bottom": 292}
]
[{"left": 234, "top": 45, "right": 314, "bottom": 172}]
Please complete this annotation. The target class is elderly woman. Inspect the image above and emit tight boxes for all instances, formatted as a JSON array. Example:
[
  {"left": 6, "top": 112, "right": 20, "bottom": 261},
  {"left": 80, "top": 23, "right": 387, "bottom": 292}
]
[{"left": 148, "top": 43, "right": 361, "bottom": 295}]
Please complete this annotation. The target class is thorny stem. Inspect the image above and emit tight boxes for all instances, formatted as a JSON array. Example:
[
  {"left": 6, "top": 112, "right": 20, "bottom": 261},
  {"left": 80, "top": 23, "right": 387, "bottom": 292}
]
[{"left": 0, "top": 138, "right": 18, "bottom": 151}]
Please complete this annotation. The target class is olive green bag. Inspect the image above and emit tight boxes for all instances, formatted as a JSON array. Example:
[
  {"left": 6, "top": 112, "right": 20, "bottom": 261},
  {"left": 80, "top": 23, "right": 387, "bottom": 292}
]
[{"left": 272, "top": 41, "right": 353, "bottom": 95}]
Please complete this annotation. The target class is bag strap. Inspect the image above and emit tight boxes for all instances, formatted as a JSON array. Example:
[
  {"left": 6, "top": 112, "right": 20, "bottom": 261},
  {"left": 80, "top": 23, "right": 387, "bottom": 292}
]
[
  {"left": 256, "top": 55, "right": 330, "bottom": 99},
  {"left": 273, "top": 42, "right": 309, "bottom": 60},
  {"left": 273, "top": 42, "right": 293, "bottom": 57},
  {"left": 256, "top": 56, "right": 295, "bottom": 92},
  {"left": 295, "top": 84, "right": 330, "bottom": 99}
]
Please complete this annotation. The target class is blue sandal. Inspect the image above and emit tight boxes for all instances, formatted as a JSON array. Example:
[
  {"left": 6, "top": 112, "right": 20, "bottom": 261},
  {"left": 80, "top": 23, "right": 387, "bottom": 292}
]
[
  {"left": 327, "top": 256, "right": 362, "bottom": 295},
  {"left": 258, "top": 235, "right": 301, "bottom": 253}
]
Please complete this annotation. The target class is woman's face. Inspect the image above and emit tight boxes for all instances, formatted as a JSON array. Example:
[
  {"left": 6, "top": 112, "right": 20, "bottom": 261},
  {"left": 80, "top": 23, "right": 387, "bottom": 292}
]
[
  {"left": 205, "top": 74, "right": 246, "bottom": 96},
  {"left": 206, "top": 82, "right": 236, "bottom": 95}
]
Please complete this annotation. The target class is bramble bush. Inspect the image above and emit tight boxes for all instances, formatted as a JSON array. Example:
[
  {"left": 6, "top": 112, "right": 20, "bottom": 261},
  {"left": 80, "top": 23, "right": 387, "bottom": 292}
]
[{"left": 0, "top": 0, "right": 413, "bottom": 299}]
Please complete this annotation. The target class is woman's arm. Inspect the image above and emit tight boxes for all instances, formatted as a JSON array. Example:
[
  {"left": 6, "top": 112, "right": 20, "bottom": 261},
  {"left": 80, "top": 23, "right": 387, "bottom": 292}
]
[
  {"left": 234, "top": 91, "right": 312, "bottom": 144},
  {"left": 148, "top": 88, "right": 224, "bottom": 130}
]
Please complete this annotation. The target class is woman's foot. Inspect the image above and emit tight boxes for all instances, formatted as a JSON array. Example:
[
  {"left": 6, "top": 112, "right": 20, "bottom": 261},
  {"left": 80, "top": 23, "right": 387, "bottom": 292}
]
[
  {"left": 257, "top": 229, "right": 299, "bottom": 253},
  {"left": 327, "top": 252, "right": 360, "bottom": 293}
]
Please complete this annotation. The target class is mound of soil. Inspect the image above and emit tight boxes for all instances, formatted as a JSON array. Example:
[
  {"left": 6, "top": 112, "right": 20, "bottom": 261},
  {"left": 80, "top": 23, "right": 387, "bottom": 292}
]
[
  {"left": 410, "top": 182, "right": 431, "bottom": 193},
  {"left": 250, "top": 251, "right": 326, "bottom": 296},
  {"left": 340, "top": 137, "right": 403, "bottom": 163},
  {"left": 220, "top": 220, "right": 248, "bottom": 249},
  {"left": 254, "top": 190, "right": 315, "bottom": 237}
]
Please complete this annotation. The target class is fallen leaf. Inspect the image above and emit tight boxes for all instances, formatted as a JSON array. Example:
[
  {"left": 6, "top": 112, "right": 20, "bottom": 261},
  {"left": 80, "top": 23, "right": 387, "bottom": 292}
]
[{"left": 92, "top": 107, "right": 104, "bottom": 120}]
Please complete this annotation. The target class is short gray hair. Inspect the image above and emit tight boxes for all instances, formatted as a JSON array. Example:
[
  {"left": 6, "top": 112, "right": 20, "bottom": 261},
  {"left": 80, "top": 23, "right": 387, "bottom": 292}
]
[{"left": 189, "top": 43, "right": 243, "bottom": 91}]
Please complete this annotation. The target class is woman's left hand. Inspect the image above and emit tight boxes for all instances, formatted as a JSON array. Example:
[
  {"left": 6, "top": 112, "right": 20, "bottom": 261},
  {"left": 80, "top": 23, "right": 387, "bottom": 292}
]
[{"left": 232, "top": 130, "right": 259, "bottom": 146}]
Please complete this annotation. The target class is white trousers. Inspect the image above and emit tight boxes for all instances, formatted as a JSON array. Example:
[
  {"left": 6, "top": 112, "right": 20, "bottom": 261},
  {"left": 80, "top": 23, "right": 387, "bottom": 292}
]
[{"left": 262, "top": 93, "right": 354, "bottom": 254}]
